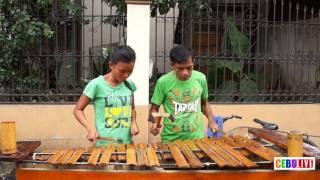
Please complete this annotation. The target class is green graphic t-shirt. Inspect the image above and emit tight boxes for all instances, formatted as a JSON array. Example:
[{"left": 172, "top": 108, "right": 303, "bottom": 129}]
[
  {"left": 151, "top": 70, "right": 208, "bottom": 142},
  {"left": 83, "top": 75, "right": 136, "bottom": 146}
]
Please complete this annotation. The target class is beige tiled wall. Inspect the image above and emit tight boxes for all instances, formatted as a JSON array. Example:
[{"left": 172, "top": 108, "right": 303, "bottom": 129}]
[{"left": 0, "top": 104, "right": 319, "bottom": 149}]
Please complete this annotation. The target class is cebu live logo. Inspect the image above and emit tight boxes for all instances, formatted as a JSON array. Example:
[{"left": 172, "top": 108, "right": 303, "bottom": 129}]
[{"left": 274, "top": 157, "right": 315, "bottom": 170}]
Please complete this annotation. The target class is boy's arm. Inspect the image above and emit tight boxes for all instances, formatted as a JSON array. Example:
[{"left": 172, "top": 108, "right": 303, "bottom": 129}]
[
  {"left": 149, "top": 77, "right": 165, "bottom": 136},
  {"left": 201, "top": 99, "right": 218, "bottom": 133},
  {"left": 73, "top": 95, "right": 98, "bottom": 143},
  {"left": 149, "top": 103, "right": 162, "bottom": 136},
  {"left": 131, "top": 95, "right": 139, "bottom": 136}
]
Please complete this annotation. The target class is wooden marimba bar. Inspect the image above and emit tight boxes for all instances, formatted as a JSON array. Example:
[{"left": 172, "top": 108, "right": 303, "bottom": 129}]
[{"left": 33, "top": 135, "right": 283, "bottom": 169}]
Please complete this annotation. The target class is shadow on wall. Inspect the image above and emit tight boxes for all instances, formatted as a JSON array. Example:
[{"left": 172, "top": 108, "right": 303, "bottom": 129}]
[{"left": 257, "top": 17, "right": 320, "bottom": 101}]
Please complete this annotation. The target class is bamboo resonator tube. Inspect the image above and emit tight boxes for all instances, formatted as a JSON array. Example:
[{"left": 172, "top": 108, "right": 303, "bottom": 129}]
[{"left": 1, "top": 121, "right": 17, "bottom": 154}]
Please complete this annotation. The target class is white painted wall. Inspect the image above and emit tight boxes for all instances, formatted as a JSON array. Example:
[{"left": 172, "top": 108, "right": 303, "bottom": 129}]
[{"left": 127, "top": 4, "right": 150, "bottom": 106}]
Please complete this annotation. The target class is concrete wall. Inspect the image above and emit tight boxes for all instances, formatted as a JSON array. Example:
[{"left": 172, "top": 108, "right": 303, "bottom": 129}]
[{"left": 0, "top": 104, "right": 319, "bottom": 150}]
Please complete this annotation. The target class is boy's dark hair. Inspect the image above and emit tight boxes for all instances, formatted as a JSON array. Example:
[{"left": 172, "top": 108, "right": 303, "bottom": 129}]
[
  {"left": 169, "top": 45, "right": 193, "bottom": 64},
  {"left": 110, "top": 45, "right": 136, "bottom": 64}
]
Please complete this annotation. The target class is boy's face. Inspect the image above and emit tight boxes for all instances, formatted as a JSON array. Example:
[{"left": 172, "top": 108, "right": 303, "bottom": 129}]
[
  {"left": 172, "top": 57, "right": 194, "bottom": 81},
  {"left": 109, "top": 61, "right": 134, "bottom": 83}
]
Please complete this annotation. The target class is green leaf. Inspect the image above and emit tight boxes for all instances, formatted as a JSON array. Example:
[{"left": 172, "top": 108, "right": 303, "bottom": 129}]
[
  {"left": 220, "top": 80, "right": 238, "bottom": 92},
  {"left": 247, "top": 73, "right": 257, "bottom": 81},
  {"left": 240, "top": 78, "right": 257, "bottom": 93},
  {"left": 214, "top": 80, "right": 238, "bottom": 101},
  {"left": 240, "top": 78, "right": 259, "bottom": 101},
  {"left": 217, "top": 60, "right": 243, "bottom": 73},
  {"left": 226, "top": 17, "right": 249, "bottom": 57}
]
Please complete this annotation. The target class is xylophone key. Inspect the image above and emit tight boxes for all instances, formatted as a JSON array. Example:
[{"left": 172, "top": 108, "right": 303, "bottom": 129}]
[
  {"left": 219, "top": 136, "right": 251, "bottom": 157},
  {"left": 67, "top": 148, "right": 85, "bottom": 164},
  {"left": 126, "top": 144, "right": 137, "bottom": 166},
  {"left": 146, "top": 144, "right": 160, "bottom": 167},
  {"left": 220, "top": 136, "right": 239, "bottom": 147},
  {"left": 116, "top": 144, "right": 126, "bottom": 162},
  {"left": 239, "top": 136, "right": 281, "bottom": 157},
  {"left": 232, "top": 135, "right": 275, "bottom": 162},
  {"left": 59, "top": 149, "right": 76, "bottom": 164},
  {"left": 88, "top": 148, "right": 102, "bottom": 165},
  {"left": 175, "top": 140, "right": 203, "bottom": 169},
  {"left": 110, "top": 154, "right": 117, "bottom": 162},
  {"left": 194, "top": 140, "right": 228, "bottom": 167},
  {"left": 183, "top": 140, "right": 205, "bottom": 159},
  {"left": 156, "top": 142, "right": 172, "bottom": 160},
  {"left": 136, "top": 143, "right": 149, "bottom": 167},
  {"left": 47, "top": 150, "right": 66, "bottom": 164},
  {"left": 215, "top": 140, "right": 257, "bottom": 168},
  {"left": 86, "top": 147, "right": 95, "bottom": 153},
  {"left": 151, "top": 143, "right": 158, "bottom": 150},
  {"left": 167, "top": 143, "right": 190, "bottom": 168},
  {"left": 152, "top": 143, "right": 163, "bottom": 160},
  {"left": 99, "top": 144, "right": 115, "bottom": 165},
  {"left": 202, "top": 139, "right": 242, "bottom": 167}
]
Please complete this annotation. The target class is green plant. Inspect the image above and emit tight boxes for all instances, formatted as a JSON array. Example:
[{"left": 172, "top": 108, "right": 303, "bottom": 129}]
[
  {"left": 0, "top": 0, "right": 84, "bottom": 96},
  {"left": 102, "top": 0, "right": 211, "bottom": 26},
  {"left": 0, "top": 0, "right": 52, "bottom": 90},
  {"left": 208, "top": 17, "right": 259, "bottom": 102}
]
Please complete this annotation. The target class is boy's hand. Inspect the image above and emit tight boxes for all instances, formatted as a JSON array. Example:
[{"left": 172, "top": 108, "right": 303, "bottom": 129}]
[
  {"left": 208, "top": 121, "right": 219, "bottom": 134},
  {"left": 131, "top": 122, "right": 140, "bottom": 136},
  {"left": 150, "top": 122, "right": 162, "bottom": 136},
  {"left": 87, "top": 127, "right": 99, "bottom": 143}
]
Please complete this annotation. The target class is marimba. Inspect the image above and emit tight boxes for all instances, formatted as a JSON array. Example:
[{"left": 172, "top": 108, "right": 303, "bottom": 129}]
[
  {"left": 16, "top": 128, "right": 320, "bottom": 180},
  {"left": 33, "top": 135, "right": 279, "bottom": 168}
]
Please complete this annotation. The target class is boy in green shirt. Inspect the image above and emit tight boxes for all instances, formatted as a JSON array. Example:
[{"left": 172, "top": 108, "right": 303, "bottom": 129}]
[
  {"left": 74, "top": 45, "right": 139, "bottom": 146},
  {"left": 150, "top": 46, "right": 218, "bottom": 142}
]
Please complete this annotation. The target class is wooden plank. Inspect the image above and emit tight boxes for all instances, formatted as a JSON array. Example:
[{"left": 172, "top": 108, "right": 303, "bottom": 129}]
[
  {"left": 146, "top": 144, "right": 160, "bottom": 167},
  {"left": 116, "top": 144, "right": 126, "bottom": 162},
  {"left": 194, "top": 139, "right": 228, "bottom": 167},
  {"left": 126, "top": 144, "right": 137, "bottom": 166},
  {"left": 46, "top": 150, "right": 58, "bottom": 163},
  {"left": 248, "top": 128, "right": 320, "bottom": 159},
  {"left": 136, "top": 143, "right": 149, "bottom": 167},
  {"left": 237, "top": 136, "right": 281, "bottom": 157},
  {"left": 34, "top": 149, "right": 51, "bottom": 161},
  {"left": 99, "top": 144, "right": 114, "bottom": 165},
  {"left": 151, "top": 143, "right": 158, "bottom": 150},
  {"left": 184, "top": 140, "right": 205, "bottom": 159},
  {"left": 175, "top": 140, "right": 203, "bottom": 168},
  {"left": 202, "top": 139, "right": 241, "bottom": 167},
  {"left": 215, "top": 140, "right": 257, "bottom": 168},
  {"left": 58, "top": 149, "right": 75, "bottom": 164},
  {"left": 152, "top": 143, "right": 162, "bottom": 161},
  {"left": 0, "top": 141, "right": 41, "bottom": 161},
  {"left": 156, "top": 142, "right": 172, "bottom": 160},
  {"left": 110, "top": 155, "right": 117, "bottom": 162},
  {"left": 219, "top": 136, "right": 251, "bottom": 156},
  {"left": 88, "top": 148, "right": 102, "bottom": 165},
  {"left": 219, "top": 136, "right": 239, "bottom": 147},
  {"left": 86, "top": 147, "right": 95, "bottom": 153},
  {"left": 47, "top": 150, "right": 66, "bottom": 164},
  {"left": 67, "top": 148, "right": 84, "bottom": 164},
  {"left": 232, "top": 136, "right": 274, "bottom": 162},
  {"left": 167, "top": 143, "right": 190, "bottom": 168}
]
